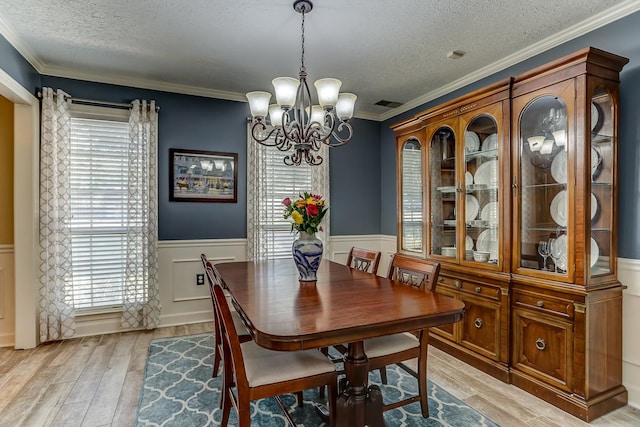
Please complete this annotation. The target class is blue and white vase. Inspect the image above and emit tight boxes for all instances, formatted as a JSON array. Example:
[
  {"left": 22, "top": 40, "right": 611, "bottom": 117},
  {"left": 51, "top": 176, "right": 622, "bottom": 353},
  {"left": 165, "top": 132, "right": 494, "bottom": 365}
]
[{"left": 292, "top": 231, "right": 323, "bottom": 282}]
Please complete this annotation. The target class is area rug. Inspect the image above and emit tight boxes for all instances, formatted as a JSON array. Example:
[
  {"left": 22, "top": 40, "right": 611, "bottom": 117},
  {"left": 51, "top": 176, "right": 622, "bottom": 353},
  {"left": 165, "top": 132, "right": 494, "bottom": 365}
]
[{"left": 135, "top": 334, "right": 500, "bottom": 426}]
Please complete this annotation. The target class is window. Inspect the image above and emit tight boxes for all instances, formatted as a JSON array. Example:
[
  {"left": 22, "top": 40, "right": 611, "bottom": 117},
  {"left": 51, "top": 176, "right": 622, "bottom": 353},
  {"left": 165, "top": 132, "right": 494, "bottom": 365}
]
[
  {"left": 68, "top": 106, "right": 130, "bottom": 310},
  {"left": 260, "top": 151, "right": 313, "bottom": 259},
  {"left": 402, "top": 141, "right": 423, "bottom": 251},
  {"left": 247, "top": 126, "right": 329, "bottom": 261}
]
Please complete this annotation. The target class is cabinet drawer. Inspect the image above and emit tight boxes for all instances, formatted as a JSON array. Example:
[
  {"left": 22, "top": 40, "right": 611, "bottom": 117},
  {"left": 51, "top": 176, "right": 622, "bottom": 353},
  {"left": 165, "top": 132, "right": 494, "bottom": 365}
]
[
  {"left": 512, "top": 308, "right": 573, "bottom": 392},
  {"left": 439, "top": 276, "right": 501, "bottom": 300},
  {"left": 513, "top": 290, "right": 574, "bottom": 319},
  {"left": 460, "top": 294, "right": 501, "bottom": 361}
]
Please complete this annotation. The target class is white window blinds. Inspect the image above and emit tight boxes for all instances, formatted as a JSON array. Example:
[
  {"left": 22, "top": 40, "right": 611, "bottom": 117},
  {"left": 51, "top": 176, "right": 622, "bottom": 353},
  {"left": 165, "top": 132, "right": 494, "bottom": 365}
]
[
  {"left": 68, "top": 109, "right": 129, "bottom": 310},
  {"left": 402, "top": 143, "right": 423, "bottom": 251},
  {"left": 261, "top": 152, "right": 313, "bottom": 259}
]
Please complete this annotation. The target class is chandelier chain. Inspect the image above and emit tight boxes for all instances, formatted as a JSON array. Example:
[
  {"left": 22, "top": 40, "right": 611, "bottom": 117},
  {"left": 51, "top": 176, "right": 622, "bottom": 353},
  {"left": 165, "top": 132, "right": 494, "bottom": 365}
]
[{"left": 300, "top": 5, "right": 306, "bottom": 72}]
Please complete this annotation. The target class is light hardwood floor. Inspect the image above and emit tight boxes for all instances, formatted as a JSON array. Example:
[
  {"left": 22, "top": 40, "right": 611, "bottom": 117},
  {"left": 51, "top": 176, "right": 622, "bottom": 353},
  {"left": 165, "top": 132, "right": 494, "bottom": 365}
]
[{"left": 0, "top": 322, "right": 638, "bottom": 427}]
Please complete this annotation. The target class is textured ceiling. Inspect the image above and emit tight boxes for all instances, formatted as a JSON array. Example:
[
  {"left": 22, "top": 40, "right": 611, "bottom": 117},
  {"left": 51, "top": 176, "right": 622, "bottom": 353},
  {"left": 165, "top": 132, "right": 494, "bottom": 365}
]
[{"left": 0, "top": 0, "right": 637, "bottom": 120}]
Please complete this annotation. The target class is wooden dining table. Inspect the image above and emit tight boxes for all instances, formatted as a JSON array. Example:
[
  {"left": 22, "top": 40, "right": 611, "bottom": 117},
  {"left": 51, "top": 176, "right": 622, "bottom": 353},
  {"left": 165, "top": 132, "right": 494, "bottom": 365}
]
[{"left": 215, "top": 259, "right": 465, "bottom": 427}]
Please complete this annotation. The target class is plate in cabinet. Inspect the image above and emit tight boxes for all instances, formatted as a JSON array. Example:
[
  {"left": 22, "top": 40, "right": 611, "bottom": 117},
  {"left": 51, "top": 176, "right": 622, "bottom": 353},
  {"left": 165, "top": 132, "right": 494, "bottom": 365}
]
[
  {"left": 482, "top": 133, "right": 498, "bottom": 151},
  {"left": 476, "top": 229, "right": 498, "bottom": 261},
  {"left": 474, "top": 160, "right": 498, "bottom": 186},
  {"left": 550, "top": 190, "right": 568, "bottom": 226}
]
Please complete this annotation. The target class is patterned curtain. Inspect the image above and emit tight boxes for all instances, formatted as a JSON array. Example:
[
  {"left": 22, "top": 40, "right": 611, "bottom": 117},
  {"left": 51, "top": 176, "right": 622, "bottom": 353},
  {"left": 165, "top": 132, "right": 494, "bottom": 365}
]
[
  {"left": 246, "top": 122, "right": 269, "bottom": 261},
  {"left": 121, "top": 100, "right": 160, "bottom": 329},
  {"left": 312, "top": 144, "right": 330, "bottom": 256},
  {"left": 39, "top": 87, "right": 76, "bottom": 342}
]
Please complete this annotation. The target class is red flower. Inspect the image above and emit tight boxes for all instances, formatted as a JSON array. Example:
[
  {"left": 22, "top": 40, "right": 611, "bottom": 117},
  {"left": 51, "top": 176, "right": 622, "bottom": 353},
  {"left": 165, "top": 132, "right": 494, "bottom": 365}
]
[
  {"left": 282, "top": 197, "right": 292, "bottom": 207},
  {"left": 306, "top": 203, "right": 319, "bottom": 216}
]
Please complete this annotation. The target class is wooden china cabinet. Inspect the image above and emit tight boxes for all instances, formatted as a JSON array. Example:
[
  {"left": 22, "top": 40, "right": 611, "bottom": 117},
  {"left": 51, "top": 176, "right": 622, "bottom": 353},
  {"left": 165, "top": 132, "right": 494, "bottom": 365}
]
[{"left": 391, "top": 47, "right": 628, "bottom": 421}]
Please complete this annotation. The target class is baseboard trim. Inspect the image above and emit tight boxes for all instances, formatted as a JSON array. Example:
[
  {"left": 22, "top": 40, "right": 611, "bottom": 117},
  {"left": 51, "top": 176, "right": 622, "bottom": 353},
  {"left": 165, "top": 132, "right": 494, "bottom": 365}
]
[{"left": 0, "top": 332, "right": 14, "bottom": 348}]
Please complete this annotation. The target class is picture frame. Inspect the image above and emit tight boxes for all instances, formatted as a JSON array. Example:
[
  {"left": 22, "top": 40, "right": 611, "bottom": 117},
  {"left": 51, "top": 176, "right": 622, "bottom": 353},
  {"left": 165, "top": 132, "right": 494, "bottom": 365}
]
[{"left": 169, "top": 148, "right": 237, "bottom": 203}]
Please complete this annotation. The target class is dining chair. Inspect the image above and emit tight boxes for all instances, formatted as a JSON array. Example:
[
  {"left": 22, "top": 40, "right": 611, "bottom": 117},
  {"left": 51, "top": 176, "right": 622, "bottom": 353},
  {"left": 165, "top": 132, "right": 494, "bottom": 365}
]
[
  {"left": 364, "top": 253, "right": 441, "bottom": 417},
  {"left": 201, "top": 254, "right": 251, "bottom": 379},
  {"left": 212, "top": 282, "right": 338, "bottom": 427},
  {"left": 346, "top": 246, "right": 381, "bottom": 275},
  {"left": 324, "top": 246, "right": 382, "bottom": 368}
]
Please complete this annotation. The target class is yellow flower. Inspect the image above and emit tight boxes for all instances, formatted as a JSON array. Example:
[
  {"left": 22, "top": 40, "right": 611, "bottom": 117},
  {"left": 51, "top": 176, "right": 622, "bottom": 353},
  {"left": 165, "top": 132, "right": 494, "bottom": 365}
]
[
  {"left": 306, "top": 197, "right": 317, "bottom": 206},
  {"left": 295, "top": 200, "right": 306, "bottom": 208},
  {"left": 292, "top": 210, "right": 303, "bottom": 224}
]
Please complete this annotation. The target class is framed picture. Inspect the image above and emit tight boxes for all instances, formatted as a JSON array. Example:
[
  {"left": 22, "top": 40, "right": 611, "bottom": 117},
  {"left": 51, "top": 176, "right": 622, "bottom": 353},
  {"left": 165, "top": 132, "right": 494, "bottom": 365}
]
[{"left": 169, "top": 148, "right": 237, "bottom": 203}]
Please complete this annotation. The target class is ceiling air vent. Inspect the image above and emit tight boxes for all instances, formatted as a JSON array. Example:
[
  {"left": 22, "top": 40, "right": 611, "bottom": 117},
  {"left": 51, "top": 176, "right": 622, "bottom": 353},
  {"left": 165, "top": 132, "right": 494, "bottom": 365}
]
[{"left": 374, "top": 100, "right": 403, "bottom": 108}]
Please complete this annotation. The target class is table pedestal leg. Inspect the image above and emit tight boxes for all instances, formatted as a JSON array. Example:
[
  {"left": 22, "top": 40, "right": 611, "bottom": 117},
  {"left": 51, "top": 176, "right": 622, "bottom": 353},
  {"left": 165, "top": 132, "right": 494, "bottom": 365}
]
[{"left": 335, "top": 341, "right": 386, "bottom": 427}]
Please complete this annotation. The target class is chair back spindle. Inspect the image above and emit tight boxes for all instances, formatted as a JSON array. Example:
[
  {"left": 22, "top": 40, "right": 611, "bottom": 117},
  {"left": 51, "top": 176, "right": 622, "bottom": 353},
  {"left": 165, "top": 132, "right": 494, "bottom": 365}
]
[
  {"left": 387, "top": 254, "right": 440, "bottom": 291},
  {"left": 346, "top": 247, "right": 381, "bottom": 275}
]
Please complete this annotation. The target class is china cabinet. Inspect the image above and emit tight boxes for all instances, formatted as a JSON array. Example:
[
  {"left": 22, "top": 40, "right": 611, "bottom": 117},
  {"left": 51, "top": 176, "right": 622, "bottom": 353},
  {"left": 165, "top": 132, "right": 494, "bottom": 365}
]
[{"left": 391, "top": 47, "right": 628, "bottom": 421}]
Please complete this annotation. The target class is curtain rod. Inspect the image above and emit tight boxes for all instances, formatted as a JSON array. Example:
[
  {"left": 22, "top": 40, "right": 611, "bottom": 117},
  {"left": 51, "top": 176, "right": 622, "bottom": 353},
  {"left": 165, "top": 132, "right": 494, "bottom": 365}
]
[{"left": 37, "top": 91, "right": 160, "bottom": 112}]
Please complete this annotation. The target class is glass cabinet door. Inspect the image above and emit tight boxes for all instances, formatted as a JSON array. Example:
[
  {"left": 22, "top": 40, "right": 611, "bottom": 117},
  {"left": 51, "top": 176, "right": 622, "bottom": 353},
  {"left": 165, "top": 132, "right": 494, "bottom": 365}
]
[
  {"left": 400, "top": 138, "right": 423, "bottom": 254},
  {"left": 590, "top": 87, "right": 614, "bottom": 276},
  {"left": 429, "top": 125, "right": 457, "bottom": 259},
  {"left": 518, "top": 95, "right": 569, "bottom": 276},
  {"left": 463, "top": 114, "right": 500, "bottom": 265}
]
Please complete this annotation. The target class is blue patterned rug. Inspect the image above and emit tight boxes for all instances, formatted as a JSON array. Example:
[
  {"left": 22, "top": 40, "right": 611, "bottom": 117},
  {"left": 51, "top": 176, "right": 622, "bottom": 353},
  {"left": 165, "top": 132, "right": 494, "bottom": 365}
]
[{"left": 135, "top": 334, "right": 500, "bottom": 426}]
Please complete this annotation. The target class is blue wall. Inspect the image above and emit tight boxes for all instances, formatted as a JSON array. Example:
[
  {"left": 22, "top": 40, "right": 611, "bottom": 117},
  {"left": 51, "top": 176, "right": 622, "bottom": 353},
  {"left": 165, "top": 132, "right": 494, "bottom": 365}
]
[
  {"left": 381, "top": 10, "right": 640, "bottom": 260},
  {"left": 0, "top": 34, "right": 40, "bottom": 94}
]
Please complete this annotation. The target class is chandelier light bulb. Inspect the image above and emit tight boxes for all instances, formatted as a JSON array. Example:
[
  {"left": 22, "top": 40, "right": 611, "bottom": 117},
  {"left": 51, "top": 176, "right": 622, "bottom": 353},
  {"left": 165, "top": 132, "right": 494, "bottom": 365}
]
[
  {"left": 336, "top": 93, "right": 357, "bottom": 120},
  {"left": 246, "top": 91, "right": 271, "bottom": 119},
  {"left": 272, "top": 77, "right": 300, "bottom": 109},
  {"left": 268, "top": 104, "right": 284, "bottom": 127},
  {"left": 314, "top": 78, "right": 342, "bottom": 109},
  {"left": 305, "top": 105, "right": 325, "bottom": 125}
]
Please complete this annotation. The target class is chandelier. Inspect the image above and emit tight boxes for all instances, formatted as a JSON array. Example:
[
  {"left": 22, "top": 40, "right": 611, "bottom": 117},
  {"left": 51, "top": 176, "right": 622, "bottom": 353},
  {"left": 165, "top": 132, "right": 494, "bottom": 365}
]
[{"left": 246, "top": 0, "right": 357, "bottom": 166}]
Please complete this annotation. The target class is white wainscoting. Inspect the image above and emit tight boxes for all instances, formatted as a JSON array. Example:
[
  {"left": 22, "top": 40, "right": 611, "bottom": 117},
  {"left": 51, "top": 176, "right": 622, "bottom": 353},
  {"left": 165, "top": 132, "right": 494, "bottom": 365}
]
[
  {"left": 618, "top": 257, "right": 640, "bottom": 408},
  {"left": 0, "top": 245, "right": 15, "bottom": 347}
]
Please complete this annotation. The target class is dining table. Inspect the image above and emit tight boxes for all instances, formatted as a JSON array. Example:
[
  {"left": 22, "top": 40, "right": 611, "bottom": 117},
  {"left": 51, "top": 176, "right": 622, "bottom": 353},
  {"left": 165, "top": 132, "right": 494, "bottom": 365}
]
[{"left": 215, "top": 258, "right": 465, "bottom": 427}]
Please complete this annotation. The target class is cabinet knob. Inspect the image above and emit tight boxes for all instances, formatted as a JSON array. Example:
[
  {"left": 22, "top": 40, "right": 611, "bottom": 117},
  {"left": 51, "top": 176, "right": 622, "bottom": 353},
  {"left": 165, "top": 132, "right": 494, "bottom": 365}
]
[
  {"left": 474, "top": 318, "right": 483, "bottom": 329},
  {"left": 455, "top": 280, "right": 462, "bottom": 289},
  {"left": 535, "top": 338, "right": 546, "bottom": 351},
  {"left": 536, "top": 300, "right": 544, "bottom": 308},
  {"left": 438, "top": 277, "right": 444, "bottom": 283},
  {"left": 475, "top": 286, "right": 481, "bottom": 293}
]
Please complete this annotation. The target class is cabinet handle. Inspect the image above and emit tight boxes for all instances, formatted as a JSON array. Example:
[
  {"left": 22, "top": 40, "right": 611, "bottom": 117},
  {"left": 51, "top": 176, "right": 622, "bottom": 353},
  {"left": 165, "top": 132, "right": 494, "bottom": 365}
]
[
  {"left": 475, "top": 286, "right": 481, "bottom": 293},
  {"left": 474, "top": 318, "right": 483, "bottom": 329},
  {"left": 535, "top": 338, "right": 546, "bottom": 351},
  {"left": 455, "top": 280, "right": 462, "bottom": 289},
  {"left": 438, "top": 277, "right": 444, "bottom": 283},
  {"left": 536, "top": 300, "right": 544, "bottom": 308}
]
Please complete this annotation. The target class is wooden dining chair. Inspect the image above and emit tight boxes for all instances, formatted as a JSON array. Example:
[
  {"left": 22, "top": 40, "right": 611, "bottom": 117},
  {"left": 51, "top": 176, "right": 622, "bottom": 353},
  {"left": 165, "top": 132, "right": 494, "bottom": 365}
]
[
  {"left": 201, "top": 254, "right": 251, "bottom": 379},
  {"left": 346, "top": 246, "right": 381, "bottom": 275},
  {"left": 364, "top": 253, "right": 441, "bottom": 418},
  {"left": 321, "top": 247, "right": 382, "bottom": 374},
  {"left": 212, "top": 283, "right": 338, "bottom": 427}
]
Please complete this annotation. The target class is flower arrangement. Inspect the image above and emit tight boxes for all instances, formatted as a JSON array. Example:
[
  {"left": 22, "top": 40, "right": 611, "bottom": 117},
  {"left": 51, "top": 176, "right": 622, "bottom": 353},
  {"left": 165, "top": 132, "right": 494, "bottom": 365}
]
[{"left": 282, "top": 192, "right": 328, "bottom": 235}]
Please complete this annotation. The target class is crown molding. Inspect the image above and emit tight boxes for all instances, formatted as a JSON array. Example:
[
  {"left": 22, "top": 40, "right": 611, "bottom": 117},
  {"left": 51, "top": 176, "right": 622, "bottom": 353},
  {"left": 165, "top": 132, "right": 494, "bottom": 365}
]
[
  {"left": 41, "top": 65, "right": 248, "bottom": 102},
  {"left": 380, "top": 0, "right": 640, "bottom": 122}
]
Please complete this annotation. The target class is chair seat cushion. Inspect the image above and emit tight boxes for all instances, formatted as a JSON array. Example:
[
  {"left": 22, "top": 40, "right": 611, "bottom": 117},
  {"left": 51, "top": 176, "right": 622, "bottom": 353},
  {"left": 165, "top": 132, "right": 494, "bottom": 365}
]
[
  {"left": 241, "top": 342, "right": 335, "bottom": 387},
  {"left": 364, "top": 332, "right": 419, "bottom": 358}
]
